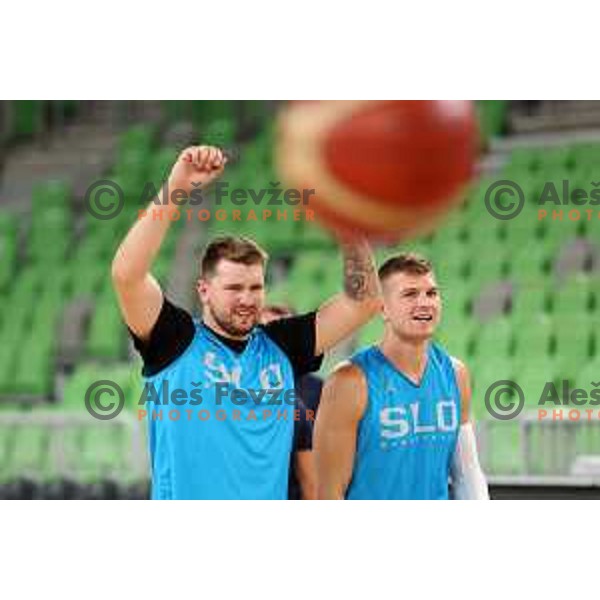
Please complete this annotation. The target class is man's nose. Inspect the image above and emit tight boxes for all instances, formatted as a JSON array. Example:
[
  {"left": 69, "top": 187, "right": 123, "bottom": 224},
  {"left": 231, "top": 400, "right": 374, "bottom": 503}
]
[
  {"left": 238, "top": 290, "right": 255, "bottom": 305},
  {"left": 418, "top": 293, "right": 434, "bottom": 307}
]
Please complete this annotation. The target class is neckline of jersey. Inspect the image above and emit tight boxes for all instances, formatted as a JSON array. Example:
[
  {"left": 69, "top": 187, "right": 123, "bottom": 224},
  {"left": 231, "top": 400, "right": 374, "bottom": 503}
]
[
  {"left": 373, "top": 344, "right": 432, "bottom": 389},
  {"left": 201, "top": 322, "right": 254, "bottom": 356}
]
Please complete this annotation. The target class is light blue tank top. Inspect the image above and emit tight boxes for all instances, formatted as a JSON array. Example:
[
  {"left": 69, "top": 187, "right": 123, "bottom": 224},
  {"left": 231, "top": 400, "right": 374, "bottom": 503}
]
[
  {"left": 144, "top": 321, "right": 295, "bottom": 499},
  {"left": 347, "top": 343, "right": 460, "bottom": 500}
]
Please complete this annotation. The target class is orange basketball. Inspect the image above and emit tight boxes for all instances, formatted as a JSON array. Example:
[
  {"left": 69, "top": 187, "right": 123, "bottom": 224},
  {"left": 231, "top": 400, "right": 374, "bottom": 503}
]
[{"left": 276, "top": 100, "right": 478, "bottom": 241}]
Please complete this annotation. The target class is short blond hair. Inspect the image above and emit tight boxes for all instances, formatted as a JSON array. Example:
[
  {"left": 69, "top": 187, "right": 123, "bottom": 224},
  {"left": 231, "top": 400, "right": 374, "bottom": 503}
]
[{"left": 378, "top": 253, "right": 433, "bottom": 282}]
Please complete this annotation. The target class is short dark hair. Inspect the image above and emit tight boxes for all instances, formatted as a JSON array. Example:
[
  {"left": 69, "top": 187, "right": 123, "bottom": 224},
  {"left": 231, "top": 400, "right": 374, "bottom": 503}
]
[
  {"left": 378, "top": 252, "right": 433, "bottom": 283},
  {"left": 200, "top": 235, "right": 268, "bottom": 278}
]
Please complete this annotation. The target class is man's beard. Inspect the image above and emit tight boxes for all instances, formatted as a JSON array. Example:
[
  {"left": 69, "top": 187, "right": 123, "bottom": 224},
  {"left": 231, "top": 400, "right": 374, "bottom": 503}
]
[{"left": 206, "top": 301, "right": 259, "bottom": 338}]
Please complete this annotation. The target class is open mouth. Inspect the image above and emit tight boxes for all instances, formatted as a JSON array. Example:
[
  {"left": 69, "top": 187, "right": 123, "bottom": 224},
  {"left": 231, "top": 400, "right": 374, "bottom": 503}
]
[{"left": 412, "top": 315, "right": 433, "bottom": 322}]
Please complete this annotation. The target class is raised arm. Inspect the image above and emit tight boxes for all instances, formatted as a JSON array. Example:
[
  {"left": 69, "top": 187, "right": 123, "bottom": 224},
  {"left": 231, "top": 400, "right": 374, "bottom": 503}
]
[
  {"left": 314, "top": 236, "right": 381, "bottom": 355},
  {"left": 111, "top": 146, "right": 225, "bottom": 340},
  {"left": 314, "top": 363, "right": 367, "bottom": 499}
]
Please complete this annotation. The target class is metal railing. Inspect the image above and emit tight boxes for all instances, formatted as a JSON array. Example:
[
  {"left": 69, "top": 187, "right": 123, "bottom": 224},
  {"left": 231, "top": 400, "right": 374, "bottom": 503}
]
[
  {"left": 478, "top": 410, "right": 600, "bottom": 482},
  {"left": 0, "top": 411, "right": 148, "bottom": 484}
]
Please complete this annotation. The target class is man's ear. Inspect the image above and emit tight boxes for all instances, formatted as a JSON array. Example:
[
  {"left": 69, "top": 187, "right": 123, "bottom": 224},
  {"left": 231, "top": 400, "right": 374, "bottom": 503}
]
[
  {"left": 197, "top": 277, "right": 209, "bottom": 299},
  {"left": 379, "top": 284, "right": 389, "bottom": 323},
  {"left": 381, "top": 301, "right": 390, "bottom": 324}
]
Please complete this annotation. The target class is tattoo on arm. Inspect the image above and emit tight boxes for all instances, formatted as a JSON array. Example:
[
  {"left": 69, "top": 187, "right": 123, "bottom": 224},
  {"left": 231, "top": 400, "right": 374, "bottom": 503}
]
[{"left": 342, "top": 241, "right": 378, "bottom": 301}]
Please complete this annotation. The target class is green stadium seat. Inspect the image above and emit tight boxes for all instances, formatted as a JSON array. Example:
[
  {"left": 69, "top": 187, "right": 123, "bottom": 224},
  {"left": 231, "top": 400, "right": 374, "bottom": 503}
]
[
  {"left": 435, "top": 315, "right": 476, "bottom": 361},
  {"left": 504, "top": 147, "right": 542, "bottom": 174},
  {"left": 285, "top": 278, "right": 324, "bottom": 314},
  {"left": 149, "top": 147, "right": 180, "bottom": 190},
  {"left": 467, "top": 241, "right": 508, "bottom": 284},
  {"left": 571, "top": 142, "right": 600, "bottom": 169},
  {"left": 118, "top": 124, "right": 156, "bottom": 156},
  {"left": 574, "top": 361, "right": 600, "bottom": 404},
  {"left": 551, "top": 274, "right": 593, "bottom": 315},
  {"left": 553, "top": 315, "right": 593, "bottom": 382},
  {"left": 473, "top": 317, "right": 514, "bottom": 361},
  {"left": 513, "top": 239, "right": 553, "bottom": 281},
  {"left": 0, "top": 341, "right": 18, "bottom": 395},
  {"left": 480, "top": 421, "right": 524, "bottom": 476},
  {"left": 515, "top": 355, "right": 558, "bottom": 408},
  {"left": 296, "top": 221, "right": 334, "bottom": 249},
  {"left": 152, "top": 256, "right": 174, "bottom": 286},
  {"left": 355, "top": 316, "right": 385, "bottom": 350},
  {"left": 86, "top": 291, "right": 126, "bottom": 361},
  {"left": 12, "top": 339, "right": 53, "bottom": 397},
  {"left": 510, "top": 280, "right": 551, "bottom": 326},
  {"left": 1, "top": 300, "right": 34, "bottom": 359},
  {"left": 11, "top": 417, "right": 50, "bottom": 481},
  {"left": 470, "top": 355, "right": 516, "bottom": 418},
  {"left": 435, "top": 243, "right": 469, "bottom": 285},
  {"left": 162, "top": 100, "right": 192, "bottom": 122},
  {"left": 476, "top": 101, "right": 508, "bottom": 142},
  {"left": 0, "top": 212, "right": 17, "bottom": 292},
  {"left": 513, "top": 313, "right": 553, "bottom": 359},
  {"left": 266, "top": 280, "right": 294, "bottom": 308},
  {"left": 13, "top": 100, "right": 43, "bottom": 137},
  {"left": 466, "top": 209, "right": 504, "bottom": 245},
  {"left": 287, "top": 250, "right": 341, "bottom": 298},
  {"left": 71, "top": 261, "right": 108, "bottom": 296},
  {"left": 192, "top": 101, "right": 237, "bottom": 128},
  {"left": 430, "top": 214, "right": 466, "bottom": 252},
  {"left": 202, "top": 118, "right": 237, "bottom": 146},
  {"left": 540, "top": 146, "right": 577, "bottom": 172},
  {"left": 13, "top": 328, "right": 44, "bottom": 367},
  {"left": 114, "top": 149, "right": 149, "bottom": 186},
  {"left": 441, "top": 278, "right": 475, "bottom": 321}
]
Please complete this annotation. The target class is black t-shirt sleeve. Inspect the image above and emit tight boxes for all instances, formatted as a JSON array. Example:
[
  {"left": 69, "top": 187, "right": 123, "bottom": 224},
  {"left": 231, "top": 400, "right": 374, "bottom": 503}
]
[
  {"left": 261, "top": 311, "right": 324, "bottom": 378},
  {"left": 296, "top": 374, "right": 323, "bottom": 415},
  {"left": 293, "top": 399, "right": 314, "bottom": 452},
  {"left": 128, "top": 296, "right": 195, "bottom": 377}
]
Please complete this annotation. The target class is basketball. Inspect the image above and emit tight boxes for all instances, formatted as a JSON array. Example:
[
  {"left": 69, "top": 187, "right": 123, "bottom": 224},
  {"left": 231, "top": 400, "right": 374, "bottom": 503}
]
[{"left": 276, "top": 100, "right": 479, "bottom": 241}]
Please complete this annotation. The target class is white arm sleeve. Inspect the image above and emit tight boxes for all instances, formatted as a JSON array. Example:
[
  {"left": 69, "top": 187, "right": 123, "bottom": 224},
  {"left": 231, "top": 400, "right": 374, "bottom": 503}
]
[{"left": 450, "top": 422, "right": 490, "bottom": 500}]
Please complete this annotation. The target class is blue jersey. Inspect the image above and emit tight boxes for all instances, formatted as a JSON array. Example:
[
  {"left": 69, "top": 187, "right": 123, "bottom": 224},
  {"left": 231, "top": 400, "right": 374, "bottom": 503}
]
[
  {"left": 144, "top": 321, "right": 296, "bottom": 499},
  {"left": 346, "top": 343, "right": 460, "bottom": 500}
]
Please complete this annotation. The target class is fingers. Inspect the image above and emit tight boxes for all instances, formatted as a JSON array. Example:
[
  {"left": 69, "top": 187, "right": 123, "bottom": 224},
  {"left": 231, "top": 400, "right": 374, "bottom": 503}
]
[
  {"left": 212, "top": 148, "right": 227, "bottom": 170},
  {"left": 212, "top": 163, "right": 226, "bottom": 178},
  {"left": 181, "top": 146, "right": 227, "bottom": 171}
]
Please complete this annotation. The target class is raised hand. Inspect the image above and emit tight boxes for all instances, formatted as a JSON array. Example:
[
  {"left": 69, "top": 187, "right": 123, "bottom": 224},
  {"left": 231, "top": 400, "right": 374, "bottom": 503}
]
[{"left": 168, "top": 145, "right": 227, "bottom": 196}]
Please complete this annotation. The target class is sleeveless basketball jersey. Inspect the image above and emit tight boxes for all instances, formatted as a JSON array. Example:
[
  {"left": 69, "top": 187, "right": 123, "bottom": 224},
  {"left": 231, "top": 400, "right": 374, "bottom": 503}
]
[
  {"left": 347, "top": 343, "right": 460, "bottom": 500},
  {"left": 144, "top": 321, "right": 296, "bottom": 499}
]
